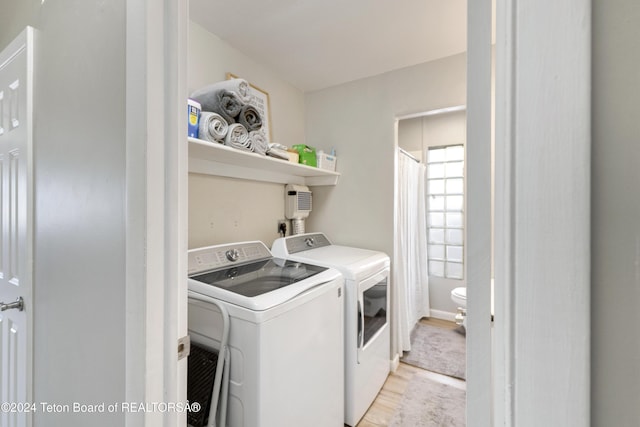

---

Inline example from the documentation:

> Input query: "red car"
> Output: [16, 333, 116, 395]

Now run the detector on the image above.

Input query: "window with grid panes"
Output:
[426, 145, 464, 279]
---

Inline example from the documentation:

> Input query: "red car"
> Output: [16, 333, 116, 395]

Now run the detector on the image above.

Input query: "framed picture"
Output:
[226, 73, 272, 142]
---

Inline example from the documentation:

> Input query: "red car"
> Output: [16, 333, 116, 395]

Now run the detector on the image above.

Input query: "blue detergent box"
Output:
[187, 99, 201, 138]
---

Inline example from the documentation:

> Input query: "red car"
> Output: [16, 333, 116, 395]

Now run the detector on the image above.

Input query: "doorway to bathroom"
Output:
[397, 107, 468, 325]
[387, 107, 468, 425]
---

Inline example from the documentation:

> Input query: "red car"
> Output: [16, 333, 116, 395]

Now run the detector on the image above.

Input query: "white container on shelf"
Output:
[317, 151, 337, 171]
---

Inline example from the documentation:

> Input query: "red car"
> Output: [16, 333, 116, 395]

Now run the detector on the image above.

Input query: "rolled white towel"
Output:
[198, 112, 229, 142]
[225, 123, 252, 152]
[249, 131, 269, 155]
[266, 143, 290, 160]
[266, 148, 289, 160]
[191, 78, 253, 105]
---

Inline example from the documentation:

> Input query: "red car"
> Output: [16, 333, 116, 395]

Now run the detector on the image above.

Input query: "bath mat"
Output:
[401, 323, 466, 380]
[388, 374, 466, 427]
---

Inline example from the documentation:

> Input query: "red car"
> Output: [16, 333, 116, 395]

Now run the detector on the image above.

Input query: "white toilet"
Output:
[451, 287, 467, 328]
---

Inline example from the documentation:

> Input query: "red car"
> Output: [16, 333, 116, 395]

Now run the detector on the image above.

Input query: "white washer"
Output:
[272, 233, 390, 426]
[188, 241, 344, 427]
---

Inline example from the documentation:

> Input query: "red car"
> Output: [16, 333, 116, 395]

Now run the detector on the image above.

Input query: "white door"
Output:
[0, 27, 34, 427]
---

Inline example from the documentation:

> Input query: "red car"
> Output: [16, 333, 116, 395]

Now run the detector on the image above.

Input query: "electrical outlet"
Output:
[277, 220, 287, 234]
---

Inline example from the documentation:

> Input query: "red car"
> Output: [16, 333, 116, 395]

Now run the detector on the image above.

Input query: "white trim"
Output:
[494, 0, 516, 424]
[428, 309, 457, 323]
[163, 1, 189, 425]
[494, 0, 591, 425]
[396, 105, 467, 121]
[391, 120, 401, 362]
[125, 1, 147, 422]
[25, 26, 34, 427]
[390, 354, 400, 372]
[125, 1, 187, 425]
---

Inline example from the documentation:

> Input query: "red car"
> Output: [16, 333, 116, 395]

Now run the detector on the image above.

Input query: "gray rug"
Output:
[388, 374, 466, 426]
[401, 323, 466, 380]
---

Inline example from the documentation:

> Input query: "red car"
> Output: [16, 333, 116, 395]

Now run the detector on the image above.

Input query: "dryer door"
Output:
[357, 268, 389, 362]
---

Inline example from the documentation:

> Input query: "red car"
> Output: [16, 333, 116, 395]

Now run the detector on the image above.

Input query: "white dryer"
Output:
[188, 240, 344, 427]
[272, 233, 390, 426]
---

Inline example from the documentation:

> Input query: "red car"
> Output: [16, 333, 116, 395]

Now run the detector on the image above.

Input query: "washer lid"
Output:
[188, 258, 340, 311]
[190, 258, 327, 297]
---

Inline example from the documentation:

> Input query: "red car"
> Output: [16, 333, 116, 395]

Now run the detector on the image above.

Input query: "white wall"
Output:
[188, 22, 307, 247]
[189, 174, 285, 248]
[397, 118, 423, 161]
[591, 0, 640, 424]
[35, 3, 127, 424]
[0, 2, 38, 49]
[1, 1, 127, 425]
[305, 53, 466, 259]
[397, 111, 467, 314]
[398, 113, 468, 159]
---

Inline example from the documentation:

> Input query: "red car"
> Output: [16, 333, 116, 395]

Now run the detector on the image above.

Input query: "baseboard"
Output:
[390, 353, 400, 372]
[429, 309, 457, 323]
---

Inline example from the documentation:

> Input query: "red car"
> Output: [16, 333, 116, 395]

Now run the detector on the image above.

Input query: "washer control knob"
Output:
[226, 268, 239, 279]
[226, 249, 240, 262]
[304, 237, 315, 247]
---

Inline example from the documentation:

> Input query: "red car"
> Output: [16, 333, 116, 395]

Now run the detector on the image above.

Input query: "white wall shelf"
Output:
[188, 137, 340, 186]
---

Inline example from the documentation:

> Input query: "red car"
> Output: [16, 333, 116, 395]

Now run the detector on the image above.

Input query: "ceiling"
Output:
[189, 0, 467, 92]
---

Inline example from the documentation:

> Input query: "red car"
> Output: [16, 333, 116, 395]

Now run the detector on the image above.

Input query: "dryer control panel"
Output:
[276, 232, 332, 254]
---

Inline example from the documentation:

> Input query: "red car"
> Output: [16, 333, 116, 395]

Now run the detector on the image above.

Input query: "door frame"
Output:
[124, 0, 188, 425]
[141, 0, 592, 424]
[489, 0, 591, 425]
[466, 0, 493, 424]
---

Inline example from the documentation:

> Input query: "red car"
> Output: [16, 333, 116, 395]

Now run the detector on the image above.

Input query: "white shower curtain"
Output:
[393, 149, 430, 357]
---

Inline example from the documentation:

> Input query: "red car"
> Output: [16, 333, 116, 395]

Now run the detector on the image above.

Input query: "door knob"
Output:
[0, 297, 24, 312]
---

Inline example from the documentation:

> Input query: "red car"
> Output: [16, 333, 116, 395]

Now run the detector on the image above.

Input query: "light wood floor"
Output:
[354, 318, 466, 427]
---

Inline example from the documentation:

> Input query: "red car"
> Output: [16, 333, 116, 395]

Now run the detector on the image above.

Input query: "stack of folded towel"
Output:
[191, 78, 267, 154]
[266, 143, 289, 160]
